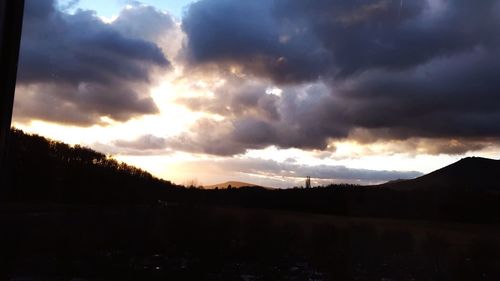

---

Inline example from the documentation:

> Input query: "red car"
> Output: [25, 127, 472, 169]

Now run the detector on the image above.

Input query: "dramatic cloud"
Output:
[183, 0, 499, 79]
[182, 0, 328, 83]
[173, 79, 348, 155]
[14, 0, 174, 125]
[335, 48, 500, 139]
[176, 0, 500, 155]
[340, 130, 496, 157]
[13, 0, 500, 181]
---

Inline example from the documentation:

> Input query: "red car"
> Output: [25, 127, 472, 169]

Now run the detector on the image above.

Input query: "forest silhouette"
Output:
[5, 129, 500, 224]
[2, 129, 500, 280]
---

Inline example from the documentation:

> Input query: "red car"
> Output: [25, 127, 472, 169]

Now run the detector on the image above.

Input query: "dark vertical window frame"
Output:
[0, 0, 25, 199]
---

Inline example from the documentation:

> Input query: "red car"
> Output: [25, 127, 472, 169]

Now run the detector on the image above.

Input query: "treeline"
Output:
[155, 186, 500, 224]
[5, 129, 180, 204]
[5, 129, 500, 224]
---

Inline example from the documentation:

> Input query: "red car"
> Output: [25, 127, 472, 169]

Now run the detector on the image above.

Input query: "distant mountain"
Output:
[204, 181, 266, 189]
[380, 157, 500, 191]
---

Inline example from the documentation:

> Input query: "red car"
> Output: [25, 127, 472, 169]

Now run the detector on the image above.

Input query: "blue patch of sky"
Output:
[58, 0, 195, 19]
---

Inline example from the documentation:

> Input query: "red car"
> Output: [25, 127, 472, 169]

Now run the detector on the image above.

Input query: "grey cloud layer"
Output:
[14, 0, 174, 125]
[184, 157, 423, 186]
[177, 0, 500, 155]
[182, 0, 328, 83]
[183, 0, 500, 79]
[91, 134, 173, 156]
[174, 80, 346, 155]
[113, 134, 168, 150]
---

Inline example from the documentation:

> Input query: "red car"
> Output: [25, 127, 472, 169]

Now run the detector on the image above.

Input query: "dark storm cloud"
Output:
[174, 52, 500, 155]
[14, 0, 173, 125]
[182, 0, 329, 83]
[337, 49, 500, 139]
[273, 0, 500, 75]
[183, 0, 500, 79]
[188, 52, 500, 154]
[176, 0, 500, 155]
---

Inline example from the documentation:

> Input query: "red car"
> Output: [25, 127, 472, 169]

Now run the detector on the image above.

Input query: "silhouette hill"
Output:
[380, 157, 500, 191]
[5, 129, 179, 204]
[204, 181, 266, 189]
[5, 129, 500, 223]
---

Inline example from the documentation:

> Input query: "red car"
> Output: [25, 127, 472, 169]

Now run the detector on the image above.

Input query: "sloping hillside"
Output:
[5, 129, 178, 204]
[204, 181, 265, 189]
[380, 157, 500, 191]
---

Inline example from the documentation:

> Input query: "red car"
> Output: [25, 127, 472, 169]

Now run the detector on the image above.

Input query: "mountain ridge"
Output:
[380, 156, 500, 191]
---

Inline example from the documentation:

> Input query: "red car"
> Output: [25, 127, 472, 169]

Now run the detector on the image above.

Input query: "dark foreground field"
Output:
[1, 204, 499, 281]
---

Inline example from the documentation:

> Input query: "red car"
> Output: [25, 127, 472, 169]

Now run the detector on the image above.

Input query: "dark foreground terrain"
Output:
[3, 130, 500, 280]
[1, 204, 500, 281]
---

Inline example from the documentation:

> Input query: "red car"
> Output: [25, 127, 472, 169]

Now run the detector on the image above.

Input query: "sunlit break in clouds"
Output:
[12, 0, 500, 188]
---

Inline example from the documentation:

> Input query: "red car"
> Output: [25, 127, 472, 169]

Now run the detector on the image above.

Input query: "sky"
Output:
[58, 0, 193, 19]
[12, 0, 500, 188]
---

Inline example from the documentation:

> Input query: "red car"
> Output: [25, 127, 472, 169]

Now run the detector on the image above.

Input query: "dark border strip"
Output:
[0, 0, 25, 199]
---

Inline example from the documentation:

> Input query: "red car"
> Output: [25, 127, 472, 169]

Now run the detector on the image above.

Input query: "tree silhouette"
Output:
[5, 128, 179, 204]
[5, 128, 500, 223]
